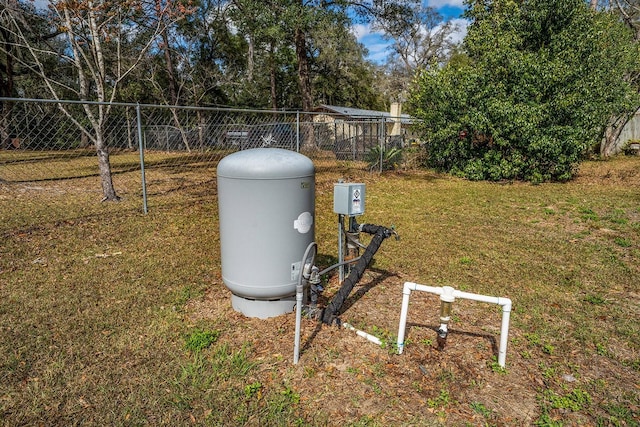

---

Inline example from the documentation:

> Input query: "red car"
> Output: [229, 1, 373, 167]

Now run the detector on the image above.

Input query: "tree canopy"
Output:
[410, 0, 640, 182]
[1, 0, 455, 111]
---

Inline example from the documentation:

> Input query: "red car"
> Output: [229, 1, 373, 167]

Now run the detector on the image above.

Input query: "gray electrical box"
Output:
[333, 183, 365, 216]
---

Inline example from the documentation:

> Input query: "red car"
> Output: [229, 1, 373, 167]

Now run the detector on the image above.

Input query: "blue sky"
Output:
[355, 0, 468, 64]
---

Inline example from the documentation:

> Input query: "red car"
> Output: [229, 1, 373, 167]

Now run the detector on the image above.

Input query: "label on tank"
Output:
[293, 211, 313, 234]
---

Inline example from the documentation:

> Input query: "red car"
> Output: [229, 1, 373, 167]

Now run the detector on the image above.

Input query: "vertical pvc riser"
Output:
[293, 284, 303, 364]
[396, 286, 412, 354]
[498, 303, 512, 367]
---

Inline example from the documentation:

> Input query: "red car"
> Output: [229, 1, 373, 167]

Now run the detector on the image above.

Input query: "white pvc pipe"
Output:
[293, 283, 303, 364]
[293, 242, 317, 365]
[343, 323, 382, 346]
[397, 282, 512, 368]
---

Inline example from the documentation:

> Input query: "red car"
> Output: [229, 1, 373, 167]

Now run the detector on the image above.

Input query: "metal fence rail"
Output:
[0, 98, 413, 232]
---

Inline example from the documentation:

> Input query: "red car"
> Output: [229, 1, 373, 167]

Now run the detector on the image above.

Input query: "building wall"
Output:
[617, 109, 640, 147]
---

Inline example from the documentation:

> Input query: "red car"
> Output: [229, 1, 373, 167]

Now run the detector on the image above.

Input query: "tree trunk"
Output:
[0, 101, 11, 150]
[160, 25, 191, 152]
[95, 131, 119, 201]
[294, 27, 317, 151]
[247, 35, 255, 82]
[1, 28, 14, 99]
[1, 26, 14, 149]
[295, 27, 313, 112]
[162, 26, 179, 106]
[269, 44, 278, 110]
[126, 107, 134, 150]
[197, 109, 205, 149]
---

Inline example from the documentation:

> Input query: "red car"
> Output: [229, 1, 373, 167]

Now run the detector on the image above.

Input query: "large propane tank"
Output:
[217, 148, 315, 318]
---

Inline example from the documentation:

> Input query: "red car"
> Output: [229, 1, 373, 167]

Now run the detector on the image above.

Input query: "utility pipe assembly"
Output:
[321, 224, 397, 325]
[293, 223, 396, 363]
[397, 282, 512, 368]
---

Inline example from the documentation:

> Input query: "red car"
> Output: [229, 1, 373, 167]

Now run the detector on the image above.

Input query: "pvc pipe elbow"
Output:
[499, 297, 512, 312]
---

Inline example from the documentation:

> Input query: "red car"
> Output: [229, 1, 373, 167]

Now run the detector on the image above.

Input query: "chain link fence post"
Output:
[136, 103, 148, 214]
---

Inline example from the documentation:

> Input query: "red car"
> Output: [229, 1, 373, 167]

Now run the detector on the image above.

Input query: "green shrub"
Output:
[366, 146, 403, 171]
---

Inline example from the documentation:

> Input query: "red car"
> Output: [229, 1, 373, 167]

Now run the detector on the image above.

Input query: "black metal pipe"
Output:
[321, 224, 395, 324]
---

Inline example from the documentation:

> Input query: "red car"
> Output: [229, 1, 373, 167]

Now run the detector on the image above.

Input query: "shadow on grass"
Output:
[337, 267, 399, 316]
[1, 200, 144, 239]
[404, 321, 499, 359]
[298, 267, 398, 358]
[0, 151, 223, 183]
[3, 148, 442, 185]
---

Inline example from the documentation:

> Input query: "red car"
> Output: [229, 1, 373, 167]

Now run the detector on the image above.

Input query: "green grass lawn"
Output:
[1, 154, 638, 425]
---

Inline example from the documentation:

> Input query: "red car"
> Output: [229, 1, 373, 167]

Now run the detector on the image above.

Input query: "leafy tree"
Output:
[592, 0, 640, 155]
[374, 3, 460, 102]
[615, 0, 640, 39]
[3, 0, 176, 200]
[410, 0, 639, 182]
[311, 14, 386, 109]
[224, 0, 419, 111]
[174, 0, 246, 107]
[228, 0, 299, 109]
[0, 0, 30, 148]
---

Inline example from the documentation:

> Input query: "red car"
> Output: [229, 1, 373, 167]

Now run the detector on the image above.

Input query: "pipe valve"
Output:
[437, 287, 455, 348]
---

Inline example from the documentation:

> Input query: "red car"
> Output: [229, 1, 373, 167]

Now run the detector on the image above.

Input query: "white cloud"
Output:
[446, 18, 469, 45]
[352, 23, 391, 63]
[352, 24, 373, 40]
[426, 0, 465, 8]
[365, 41, 393, 63]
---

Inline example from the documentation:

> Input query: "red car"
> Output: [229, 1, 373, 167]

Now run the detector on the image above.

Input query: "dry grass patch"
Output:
[1, 154, 638, 426]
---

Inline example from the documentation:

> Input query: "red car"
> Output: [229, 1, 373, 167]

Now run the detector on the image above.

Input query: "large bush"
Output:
[410, 0, 639, 182]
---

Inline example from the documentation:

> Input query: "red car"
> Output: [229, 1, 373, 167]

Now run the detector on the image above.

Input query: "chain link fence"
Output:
[0, 98, 418, 232]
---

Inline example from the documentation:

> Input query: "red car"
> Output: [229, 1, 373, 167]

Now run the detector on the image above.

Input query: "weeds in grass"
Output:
[540, 363, 557, 380]
[211, 343, 257, 379]
[370, 325, 399, 354]
[525, 333, 542, 347]
[427, 389, 451, 409]
[595, 342, 609, 357]
[184, 329, 220, 353]
[542, 343, 555, 355]
[534, 412, 564, 427]
[614, 237, 632, 247]
[459, 256, 473, 265]
[488, 357, 507, 374]
[470, 401, 493, 417]
[347, 415, 379, 427]
[244, 381, 262, 398]
[543, 388, 591, 412]
[583, 294, 606, 305]
[521, 350, 532, 359]
[578, 207, 599, 221]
